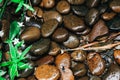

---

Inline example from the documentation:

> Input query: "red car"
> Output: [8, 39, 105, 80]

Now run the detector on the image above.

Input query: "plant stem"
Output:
[0, 0, 9, 20]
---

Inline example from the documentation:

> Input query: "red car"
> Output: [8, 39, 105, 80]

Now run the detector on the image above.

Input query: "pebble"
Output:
[102, 12, 116, 21]
[72, 5, 88, 16]
[1, 20, 10, 41]
[35, 55, 54, 66]
[75, 27, 91, 36]
[87, 52, 105, 75]
[27, 75, 36, 80]
[43, 11, 62, 23]
[90, 76, 101, 80]
[20, 27, 41, 43]
[71, 50, 86, 62]
[56, 0, 70, 14]
[103, 63, 120, 80]
[42, 0, 55, 9]
[25, 18, 42, 28]
[63, 34, 79, 48]
[55, 53, 70, 68]
[67, 0, 85, 5]
[88, 20, 109, 42]
[63, 14, 86, 32]
[41, 19, 58, 37]
[27, 7, 43, 18]
[35, 64, 60, 80]
[48, 41, 60, 56]
[109, 17, 120, 30]
[110, 0, 120, 13]
[78, 76, 89, 80]
[55, 53, 74, 80]
[114, 50, 120, 64]
[30, 38, 51, 56]
[31, 0, 41, 6]
[85, 8, 99, 25]
[72, 63, 87, 77]
[86, 0, 100, 8]
[52, 28, 69, 42]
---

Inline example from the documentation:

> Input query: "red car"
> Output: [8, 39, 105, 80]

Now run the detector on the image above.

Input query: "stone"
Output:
[35, 64, 60, 80]
[41, 19, 58, 37]
[87, 52, 105, 75]
[52, 28, 69, 42]
[56, 0, 70, 14]
[88, 20, 109, 42]
[64, 14, 86, 32]
[30, 38, 51, 56]
[20, 27, 41, 43]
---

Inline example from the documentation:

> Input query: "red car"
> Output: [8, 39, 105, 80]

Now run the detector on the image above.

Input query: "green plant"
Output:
[0, 0, 34, 19]
[0, 21, 32, 80]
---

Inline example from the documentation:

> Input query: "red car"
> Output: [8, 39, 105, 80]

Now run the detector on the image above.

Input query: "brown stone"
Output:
[114, 50, 120, 64]
[35, 64, 60, 80]
[20, 27, 41, 43]
[88, 20, 109, 42]
[87, 52, 105, 75]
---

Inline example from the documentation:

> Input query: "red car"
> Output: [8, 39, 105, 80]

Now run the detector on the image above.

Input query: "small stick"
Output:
[83, 42, 120, 51]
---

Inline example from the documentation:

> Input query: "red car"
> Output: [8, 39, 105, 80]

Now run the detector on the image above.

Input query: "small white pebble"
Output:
[13, 38, 20, 45]
[18, 22, 24, 27]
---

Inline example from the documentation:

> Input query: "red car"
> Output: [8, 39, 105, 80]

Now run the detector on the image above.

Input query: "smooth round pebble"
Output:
[87, 52, 105, 75]
[48, 41, 60, 56]
[114, 50, 120, 64]
[41, 19, 58, 37]
[52, 28, 69, 42]
[67, 0, 85, 5]
[71, 50, 86, 62]
[63, 34, 79, 48]
[30, 38, 51, 56]
[72, 63, 87, 77]
[20, 27, 41, 43]
[35, 64, 60, 80]
[56, 0, 70, 14]
[42, 0, 55, 9]
[43, 11, 62, 23]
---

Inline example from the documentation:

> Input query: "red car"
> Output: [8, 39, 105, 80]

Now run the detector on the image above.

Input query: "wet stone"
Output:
[27, 75, 36, 80]
[110, 0, 120, 13]
[72, 5, 88, 16]
[55, 53, 70, 69]
[103, 63, 120, 80]
[42, 0, 55, 9]
[90, 76, 101, 80]
[35, 55, 54, 66]
[78, 76, 89, 80]
[85, 8, 99, 25]
[30, 0, 41, 6]
[88, 20, 109, 42]
[114, 50, 120, 65]
[25, 18, 42, 28]
[56, 0, 70, 14]
[30, 38, 51, 56]
[72, 63, 87, 77]
[86, 0, 100, 8]
[102, 12, 116, 21]
[43, 11, 62, 23]
[41, 19, 58, 37]
[67, 0, 85, 5]
[52, 28, 69, 42]
[63, 14, 86, 32]
[20, 27, 41, 43]
[71, 50, 86, 62]
[48, 41, 60, 56]
[109, 17, 120, 31]
[75, 27, 91, 36]
[87, 52, 105, 76]
[63, 34, 79, 48]
[35, 64, 60, 80]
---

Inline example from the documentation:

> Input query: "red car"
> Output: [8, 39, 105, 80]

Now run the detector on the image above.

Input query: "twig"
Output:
[83, 42, 120, 51]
